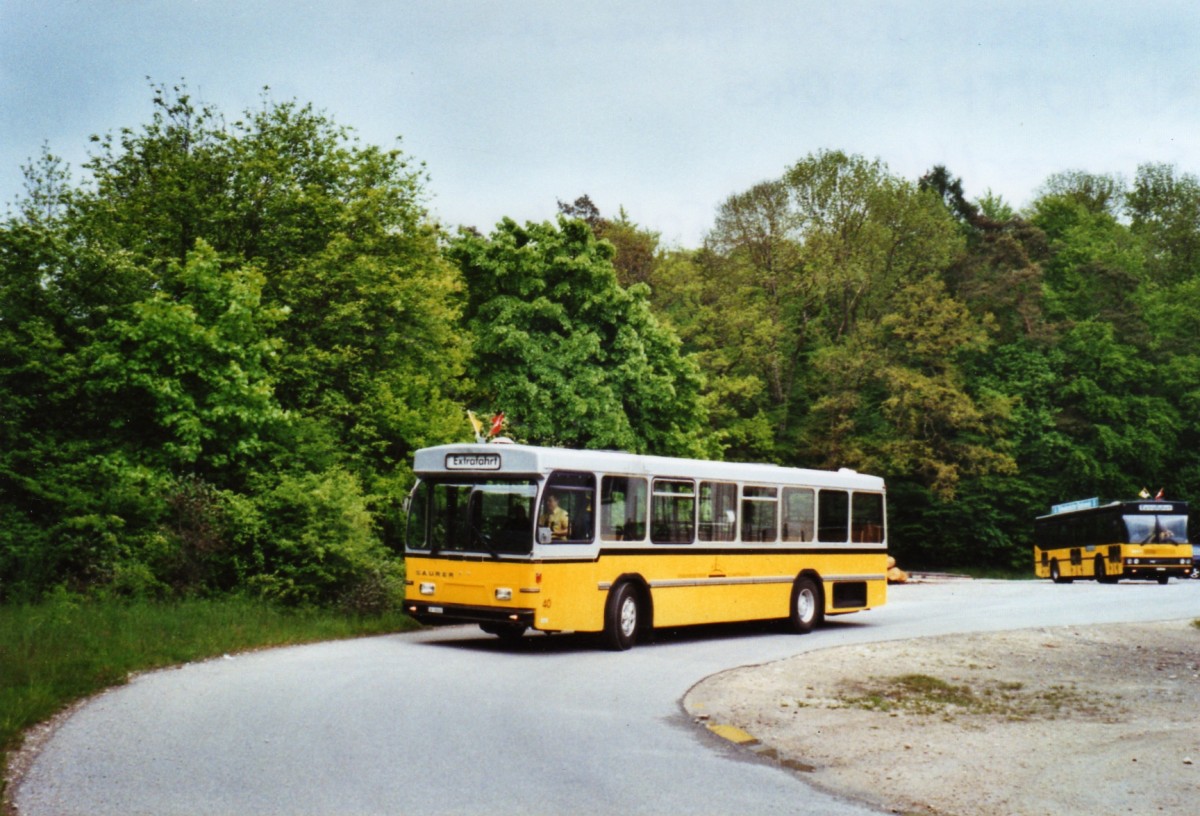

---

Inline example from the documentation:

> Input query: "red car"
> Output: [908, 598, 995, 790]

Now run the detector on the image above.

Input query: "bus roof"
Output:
[413, 442, 886, 492]
[1035, 499, 1189, 521]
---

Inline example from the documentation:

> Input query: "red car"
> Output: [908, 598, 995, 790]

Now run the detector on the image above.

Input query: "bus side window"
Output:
[652, 479, 695, 544]
[817, 489, 849, 543]
[540, 472, 595, 543]
[782, 487, 814, 542]
[852, 492, 884, 543]
[601, 476, 647, 541]
[741, 486, 778, 543]
[699, 481, 737, 542]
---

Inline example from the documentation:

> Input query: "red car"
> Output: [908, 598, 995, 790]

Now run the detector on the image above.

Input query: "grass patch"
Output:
[836, 673, 1097, 722]
[1, 592, 417, 800]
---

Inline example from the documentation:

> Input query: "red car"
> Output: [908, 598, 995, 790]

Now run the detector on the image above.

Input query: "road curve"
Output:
[13, 579, 1200, 815]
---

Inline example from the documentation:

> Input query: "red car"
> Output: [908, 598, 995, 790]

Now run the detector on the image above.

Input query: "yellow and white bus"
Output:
[1034, 499, 1192, 584]
[403, 442, 888, 649]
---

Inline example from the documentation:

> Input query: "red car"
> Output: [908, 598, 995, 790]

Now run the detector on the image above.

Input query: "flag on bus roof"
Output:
[1139, 487, 1151, 499]
[489, 412, 505, 437]
[468, 410, 484, 442]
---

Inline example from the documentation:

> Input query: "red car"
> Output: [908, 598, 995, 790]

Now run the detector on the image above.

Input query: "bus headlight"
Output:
[495, 587, 513, 601]
[420, 582, 436, 595]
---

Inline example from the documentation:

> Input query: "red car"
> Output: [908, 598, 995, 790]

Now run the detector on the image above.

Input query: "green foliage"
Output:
[243, 467, 401, 608]
[86, 242, 286, 476]
[1, 83, 462, 602]
[450, 216, 714, 457]
[4, 78, 1200, 589]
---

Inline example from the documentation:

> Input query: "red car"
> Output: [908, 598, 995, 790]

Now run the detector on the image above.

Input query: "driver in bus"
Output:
[541, 493, 570, 540]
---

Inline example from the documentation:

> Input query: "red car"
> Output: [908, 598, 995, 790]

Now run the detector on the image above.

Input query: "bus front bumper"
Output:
[404, 600, 536, 628]
[1122, 563, 1190, 580]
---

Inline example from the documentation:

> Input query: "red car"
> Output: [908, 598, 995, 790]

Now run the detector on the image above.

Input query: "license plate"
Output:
[429, 606, 443, 614]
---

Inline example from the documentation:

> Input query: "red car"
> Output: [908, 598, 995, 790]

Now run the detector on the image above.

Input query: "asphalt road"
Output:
[14, 579, 1200, 815]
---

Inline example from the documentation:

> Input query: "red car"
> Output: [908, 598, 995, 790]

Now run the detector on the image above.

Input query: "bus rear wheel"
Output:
[788, 576, 824, 634]
[604, 583, 641, 651]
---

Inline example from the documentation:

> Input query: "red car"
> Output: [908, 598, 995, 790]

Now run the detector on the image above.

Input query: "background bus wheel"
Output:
[1095, 556, 1116, 584]
[604, 583, 640, 651]
[1049, 561, 1072, 584]
[788, 576, 823, 634]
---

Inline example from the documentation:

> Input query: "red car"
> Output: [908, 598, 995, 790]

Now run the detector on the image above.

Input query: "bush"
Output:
[240, 467, 401, 608]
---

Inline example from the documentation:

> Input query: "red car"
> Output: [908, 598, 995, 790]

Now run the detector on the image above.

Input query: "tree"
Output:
[1, 83, 464, 599]
[921, 166, 1050, 343]
[450, 216, 714, 457]
[680, 152, 965, 463]
[1036, 170, 1125, 217]
[1127, 163, 1200, 287]
[557, 195, 661, 287]
[802, 275, 1015, 500]
[78, 87, 467, 496]
[1030, 186, 1146, 337]
[85, 242, 285, 479]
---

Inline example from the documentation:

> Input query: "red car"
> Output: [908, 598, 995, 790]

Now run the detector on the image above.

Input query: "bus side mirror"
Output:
[403, 481, 421, 516]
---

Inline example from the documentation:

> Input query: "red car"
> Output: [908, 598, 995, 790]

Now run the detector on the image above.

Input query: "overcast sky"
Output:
[2, 1, 1198, 246]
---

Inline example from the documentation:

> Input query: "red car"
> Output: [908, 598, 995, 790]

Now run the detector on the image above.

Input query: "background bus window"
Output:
[782, 487, 815, 542]
[1124, 514, 1189, 544]
[741, 486, 778, 542]
[818, 489, 849, 543]
[852, 492, 884, 543]
[601, 476, 647, 541]
[652, 479, 695, 544]
[698, 481, 737, 541]
[538, 472, 595, 543]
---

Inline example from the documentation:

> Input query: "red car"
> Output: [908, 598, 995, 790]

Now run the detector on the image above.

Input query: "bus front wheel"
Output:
[604, 583, 641, 651]
[481, 622, 527, 642]
[1050, 560, 1072, 584]
[788, 576, 824, 634]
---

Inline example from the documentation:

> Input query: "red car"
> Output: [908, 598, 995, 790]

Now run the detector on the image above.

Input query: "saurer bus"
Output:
[404, 442, 888, 649]
[1034, 498, 1192, 584]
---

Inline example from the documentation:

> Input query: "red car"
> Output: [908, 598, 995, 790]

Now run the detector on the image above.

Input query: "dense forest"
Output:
[3, 87, 1198, 605]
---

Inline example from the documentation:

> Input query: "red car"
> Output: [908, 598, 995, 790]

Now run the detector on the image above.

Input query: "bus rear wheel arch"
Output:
[788, 575, 824, 634]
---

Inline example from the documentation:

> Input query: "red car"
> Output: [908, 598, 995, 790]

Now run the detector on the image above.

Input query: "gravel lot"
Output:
[686, 618, 1200, 816]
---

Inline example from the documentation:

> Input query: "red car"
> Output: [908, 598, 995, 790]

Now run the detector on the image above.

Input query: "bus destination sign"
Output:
[446, 453, 502, 470]
[1051, 497, 1099, 515]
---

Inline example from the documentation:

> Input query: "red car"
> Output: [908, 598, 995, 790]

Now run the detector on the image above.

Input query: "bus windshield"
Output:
[408, 478, 538, 555]
[1123, 514, 1189, 545]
